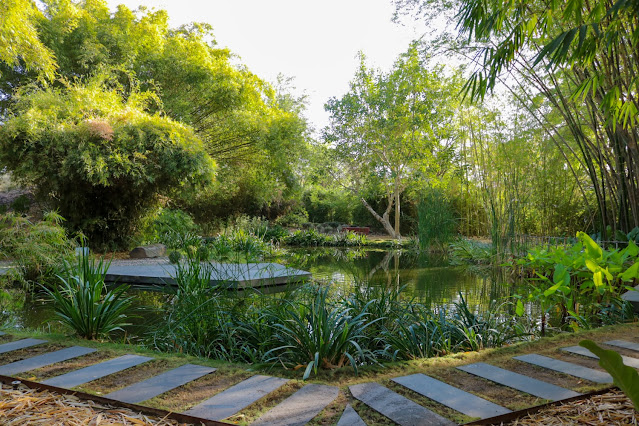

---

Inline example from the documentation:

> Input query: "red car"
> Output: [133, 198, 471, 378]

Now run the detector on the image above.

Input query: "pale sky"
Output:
[104, 0, 423, 133]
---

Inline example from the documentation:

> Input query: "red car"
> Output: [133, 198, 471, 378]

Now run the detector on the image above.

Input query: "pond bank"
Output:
[0, 322, 636, 425]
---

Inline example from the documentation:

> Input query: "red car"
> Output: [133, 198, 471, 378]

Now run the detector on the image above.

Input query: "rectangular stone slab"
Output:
[337, 404, 366, 426]
[184, 375, 288, 421]
[514, 354, 612, 384]
[41, 354, 152, 388]
[106, 364, 216, 404]
[457, 363, 580, 401]
[561, 345, 639, 368]
[605, 340, 639, 352]
[350, 382, 455, 426]
[393, 373, 511, 419]
[0, 346, 96, 376]
[0, 338, 47, 354]
[0, 331, 4, 336]
[253, 384, 339, 426]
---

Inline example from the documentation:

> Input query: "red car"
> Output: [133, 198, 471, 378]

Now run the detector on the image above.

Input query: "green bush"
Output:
[0, 212, 74, 286]
[44, 250, 133, 340]
[150, 280, 531, 378]
[0, 74, 215, 250]
[140, 208, 201, 249]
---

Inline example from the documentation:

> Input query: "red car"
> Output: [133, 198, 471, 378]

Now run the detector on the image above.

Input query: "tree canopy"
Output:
[0, 74, 214, 248]
[324, 46, 462, 237]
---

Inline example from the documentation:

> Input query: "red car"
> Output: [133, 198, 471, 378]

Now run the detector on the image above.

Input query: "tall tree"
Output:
[396, 0, 639, 234]
[324, 46, 462, 238]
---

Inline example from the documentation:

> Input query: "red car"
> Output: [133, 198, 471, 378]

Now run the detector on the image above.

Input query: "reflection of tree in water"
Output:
[283, 248, 518, 311]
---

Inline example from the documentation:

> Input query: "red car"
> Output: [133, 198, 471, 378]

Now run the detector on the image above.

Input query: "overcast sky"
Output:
[104, 0, 423, 133]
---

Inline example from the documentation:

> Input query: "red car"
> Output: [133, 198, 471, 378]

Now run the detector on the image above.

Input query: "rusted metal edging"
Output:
[0, 374, 230, 426]
[462, 386, 617, 425]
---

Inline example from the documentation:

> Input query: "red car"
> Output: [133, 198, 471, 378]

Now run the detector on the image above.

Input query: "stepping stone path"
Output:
[0, 346, 96, 376]
[253, 383, 339, 426]
[185, 374, 288, 421]
[107, 363, 216, 404]
[337, 404, 366, 426]
[393, 373, 512, 419]
[41, 354, 152, 388]
[6, 336, 622, 425]
[457, 363, 581, 401]
[0, 338, 46, 354]
[514, 354, 612, 384]
[561, 345, 639, 368]
[605, 340, 639, 352]
[350, 382, 455, 426]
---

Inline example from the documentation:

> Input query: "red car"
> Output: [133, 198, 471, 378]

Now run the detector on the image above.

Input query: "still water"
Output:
[0, 248, 518, 337]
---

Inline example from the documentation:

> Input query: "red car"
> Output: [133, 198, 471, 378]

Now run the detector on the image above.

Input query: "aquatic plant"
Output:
[45, 249, 132, 340]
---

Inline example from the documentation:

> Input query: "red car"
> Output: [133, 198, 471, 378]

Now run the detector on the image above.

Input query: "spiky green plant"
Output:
[44, 250, 132, 340]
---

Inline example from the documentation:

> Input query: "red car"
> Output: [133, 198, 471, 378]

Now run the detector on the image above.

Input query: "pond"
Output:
[0, 248, 520, 339]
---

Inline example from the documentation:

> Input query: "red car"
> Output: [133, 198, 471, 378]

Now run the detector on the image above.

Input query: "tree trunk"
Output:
[360, 197, 397, 238]
[394, 177, 401, 238]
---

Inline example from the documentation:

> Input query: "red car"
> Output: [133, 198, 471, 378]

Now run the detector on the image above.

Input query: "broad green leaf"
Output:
[577, 231, 603, 260]
[621, 262, 639, 282]
[625, 241, 639, 257]
[515, 299, 524, 316]
[580, 340, 639, 411]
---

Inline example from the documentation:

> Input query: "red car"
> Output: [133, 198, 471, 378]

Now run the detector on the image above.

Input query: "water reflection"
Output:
[0, 248, 520, 338]
[283, 248, 517, 310]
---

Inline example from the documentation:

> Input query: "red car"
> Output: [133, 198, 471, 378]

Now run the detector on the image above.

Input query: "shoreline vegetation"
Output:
[0, 323, 637, 424]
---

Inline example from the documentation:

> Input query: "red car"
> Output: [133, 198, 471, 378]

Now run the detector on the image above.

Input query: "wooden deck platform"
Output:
[104, 261, 311, 289]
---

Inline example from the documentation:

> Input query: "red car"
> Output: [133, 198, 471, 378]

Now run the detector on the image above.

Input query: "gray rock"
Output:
[457, 363, 581, 401]
[605, 340, 639, 353]
[393, 373, 511, 419]
[42, 354, 152, 388]
[183, 374, 287, 421]
[514, 354, 612, 384]
[0, 346, 96, 376]
[562, 345, 639, 368]
[107, 363, 216, 404]
[129, 244, 167, 259]
[0, 338, 46, 354]
[253, 384, 339, 426]
[350, 382, 454, 426]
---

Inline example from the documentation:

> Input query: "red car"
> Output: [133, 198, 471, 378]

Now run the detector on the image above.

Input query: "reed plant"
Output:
[44, 249, 132, 340]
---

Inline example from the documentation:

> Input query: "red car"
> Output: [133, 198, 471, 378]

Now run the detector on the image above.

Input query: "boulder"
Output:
[129, 244, 167, 259]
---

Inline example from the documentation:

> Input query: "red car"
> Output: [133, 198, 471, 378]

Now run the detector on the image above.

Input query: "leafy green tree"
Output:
[324, 46, 462, 238]
[0, 0, 310, 233]
[0, 74, 214, 249]
[396, 0, 639, 234]
[0, 0, 56, 80]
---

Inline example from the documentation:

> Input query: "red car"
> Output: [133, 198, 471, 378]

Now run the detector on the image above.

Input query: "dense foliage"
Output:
[0, 212, 74, 286]
[0, 76, 214, 249]
[151, 258, 531, 378]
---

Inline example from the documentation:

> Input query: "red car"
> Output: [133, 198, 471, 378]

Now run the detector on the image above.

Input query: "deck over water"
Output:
[104, 260, 311, 288]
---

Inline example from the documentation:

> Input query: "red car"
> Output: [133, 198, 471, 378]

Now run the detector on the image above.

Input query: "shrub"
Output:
[140, 208, 201, 249]
[44, 250, 132, 339]
[0, 212, 74, 286]
[0, 74, 215, 250]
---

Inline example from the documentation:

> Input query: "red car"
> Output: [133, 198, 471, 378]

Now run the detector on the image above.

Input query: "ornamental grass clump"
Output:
[44, 249, 132, 340]
[265, 286, 378, 379]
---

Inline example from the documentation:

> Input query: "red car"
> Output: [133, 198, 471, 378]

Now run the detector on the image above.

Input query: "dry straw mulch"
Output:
[505, 390, 637, 425]
[0, 384, 191, 425]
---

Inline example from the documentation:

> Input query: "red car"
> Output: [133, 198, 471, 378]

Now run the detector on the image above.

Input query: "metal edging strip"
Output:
[462, 386, 617, 425]
[0, 374, 231, 426]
